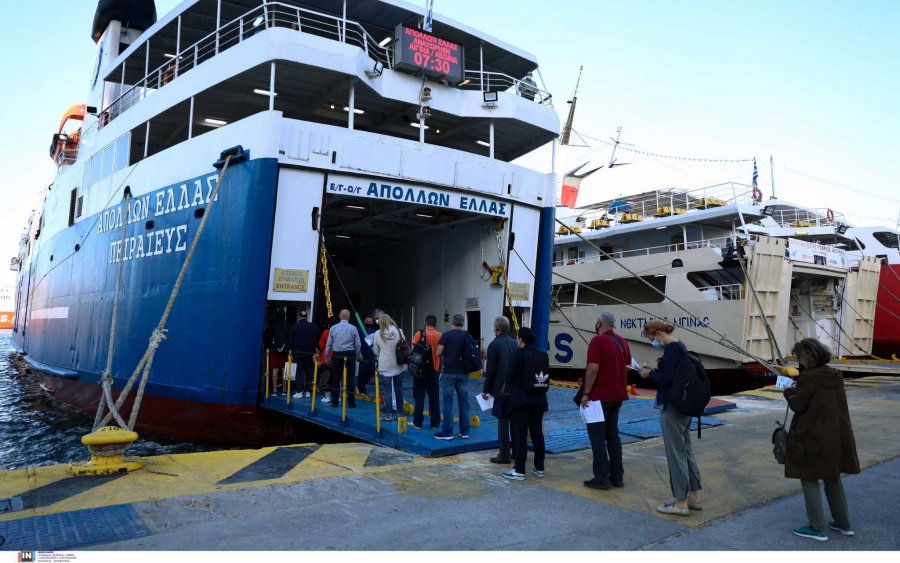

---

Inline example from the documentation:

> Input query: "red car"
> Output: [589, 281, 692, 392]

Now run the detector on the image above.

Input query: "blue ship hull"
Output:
[12, 157, 301, 444]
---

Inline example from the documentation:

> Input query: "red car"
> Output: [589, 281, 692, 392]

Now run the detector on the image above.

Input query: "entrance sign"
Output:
[273, 268, 309, 293]
[327, 174, 510, 218]
[508, 282, 530, 301]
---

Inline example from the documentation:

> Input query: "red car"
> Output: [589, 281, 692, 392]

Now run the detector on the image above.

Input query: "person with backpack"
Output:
[502, 327, 548, 480]
[482, 316, 518, 464]
[434, 314, 480, 440]
[638, 320, 702, 516]
[372, 313, 407, 422]
[783, 338, 859, 542]
[580, 312, 631, 490]
[410, 315, 442, 430]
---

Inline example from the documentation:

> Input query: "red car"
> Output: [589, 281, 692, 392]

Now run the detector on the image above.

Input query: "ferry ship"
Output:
[10, 0, 559, 444]
[548, 184, 882, 377]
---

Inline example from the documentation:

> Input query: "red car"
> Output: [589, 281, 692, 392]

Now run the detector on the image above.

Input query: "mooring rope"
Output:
[96, 155, 234, 430]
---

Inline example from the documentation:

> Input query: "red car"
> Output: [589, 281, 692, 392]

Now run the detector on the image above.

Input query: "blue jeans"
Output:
[440, 372, 470, 436]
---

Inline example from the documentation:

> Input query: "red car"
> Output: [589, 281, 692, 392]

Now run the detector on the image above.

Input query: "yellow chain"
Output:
[320, 243, 333, 319]
[495, 229, 519, 332]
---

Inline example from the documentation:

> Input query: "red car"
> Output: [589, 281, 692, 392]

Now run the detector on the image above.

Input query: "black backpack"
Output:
[667, 347, 712, 437]
[521, 349, 551, 394]
[408, 329, 433, 377]
[461, 333, 483, 373]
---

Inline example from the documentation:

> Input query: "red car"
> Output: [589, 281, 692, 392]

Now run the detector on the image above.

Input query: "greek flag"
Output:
[752, 158, 758, 190]
[424, 0, 434, 32]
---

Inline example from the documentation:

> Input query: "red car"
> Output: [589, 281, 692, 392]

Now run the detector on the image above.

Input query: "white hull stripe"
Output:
[31, 307, 70, 320]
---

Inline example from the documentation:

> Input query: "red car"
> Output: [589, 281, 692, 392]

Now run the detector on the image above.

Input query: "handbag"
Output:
[395, 329, 411, 365]
[772, 400, 791, 464]
[461, 334, 483, 373]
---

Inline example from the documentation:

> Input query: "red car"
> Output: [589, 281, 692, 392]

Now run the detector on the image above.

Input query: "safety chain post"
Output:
[265, 347, 270, 397]
[310, 360, 319, 414]
[286, 351, 292, 405]
[495, 228, 519, 332]
[320, 242, 334, 319]
[341, 362, 348, 425]
[375, 368, 381, 436]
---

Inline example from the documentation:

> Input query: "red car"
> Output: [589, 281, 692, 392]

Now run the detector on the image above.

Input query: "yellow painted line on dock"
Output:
[0, 443, 441, 523]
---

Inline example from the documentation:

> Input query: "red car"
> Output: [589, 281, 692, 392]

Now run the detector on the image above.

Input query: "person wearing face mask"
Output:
[637, 320, 702, 516]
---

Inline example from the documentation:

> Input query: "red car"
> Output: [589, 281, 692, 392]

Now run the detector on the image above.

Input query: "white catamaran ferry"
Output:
[548, 183, 881, 377]
[10, 0, 560, 444]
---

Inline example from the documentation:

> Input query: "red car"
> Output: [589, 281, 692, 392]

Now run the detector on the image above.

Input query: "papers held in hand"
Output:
[775, 375, 795, 389]
[579, 400, 605, 424]
[476, 394, 494, 412]
[629, 358, 641, 371]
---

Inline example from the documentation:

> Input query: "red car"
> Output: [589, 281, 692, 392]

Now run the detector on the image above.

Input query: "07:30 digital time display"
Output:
[393, 24, 464, 84]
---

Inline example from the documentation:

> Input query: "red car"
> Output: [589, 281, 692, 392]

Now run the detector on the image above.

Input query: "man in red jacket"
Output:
[581, 311, 631, 489]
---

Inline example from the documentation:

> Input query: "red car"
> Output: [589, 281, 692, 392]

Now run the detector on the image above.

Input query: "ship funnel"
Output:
[92, 0, 157, 42]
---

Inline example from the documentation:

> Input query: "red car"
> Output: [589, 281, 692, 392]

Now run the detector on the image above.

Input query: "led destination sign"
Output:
[393, 24, 464, 83]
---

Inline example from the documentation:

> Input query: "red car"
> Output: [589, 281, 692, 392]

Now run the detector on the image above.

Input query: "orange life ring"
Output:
[752, 186, 763, 203]
[827, 208, 835, 223]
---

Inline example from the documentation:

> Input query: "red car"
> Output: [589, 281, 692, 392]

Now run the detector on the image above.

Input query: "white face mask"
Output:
[375, 318, 380, 326]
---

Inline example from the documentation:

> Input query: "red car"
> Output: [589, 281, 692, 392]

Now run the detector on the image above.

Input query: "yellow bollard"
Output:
[375, 368, 381, 434]
[69, 426, 143, 476]
[286, 351, 292, 405]
[342, 361, 348, 423]
[265, 347, 270, 398]
[311, 359, 319, 414]
[397, 417, 408, 433]
[470, 415, 481, 428]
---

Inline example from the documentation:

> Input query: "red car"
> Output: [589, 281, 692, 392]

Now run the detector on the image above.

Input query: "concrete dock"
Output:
[1, 376, 898, 551]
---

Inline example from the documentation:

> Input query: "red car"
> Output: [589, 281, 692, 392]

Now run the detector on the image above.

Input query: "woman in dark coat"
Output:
[784, 338, 860, 542]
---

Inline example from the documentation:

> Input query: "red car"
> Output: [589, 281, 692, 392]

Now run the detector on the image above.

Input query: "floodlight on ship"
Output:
[366, 60, 384, 78]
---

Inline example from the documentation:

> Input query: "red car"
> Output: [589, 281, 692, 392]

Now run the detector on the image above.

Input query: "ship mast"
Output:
[560, 65, 583, 146]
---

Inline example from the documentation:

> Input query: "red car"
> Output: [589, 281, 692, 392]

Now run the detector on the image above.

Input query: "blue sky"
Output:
[1, 0, 898, 288]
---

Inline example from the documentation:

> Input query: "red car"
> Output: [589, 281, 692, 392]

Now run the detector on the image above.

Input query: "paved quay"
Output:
[1, 376, 898, 551]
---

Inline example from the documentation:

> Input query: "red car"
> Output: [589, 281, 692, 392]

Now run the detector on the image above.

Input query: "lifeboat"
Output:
[49, 104, 86, 165]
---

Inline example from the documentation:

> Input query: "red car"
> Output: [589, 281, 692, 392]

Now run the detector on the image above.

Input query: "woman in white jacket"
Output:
[373, 313, 407, 421]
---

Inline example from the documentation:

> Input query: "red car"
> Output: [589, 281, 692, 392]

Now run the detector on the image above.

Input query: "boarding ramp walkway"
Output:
[259, 375, 735, 457]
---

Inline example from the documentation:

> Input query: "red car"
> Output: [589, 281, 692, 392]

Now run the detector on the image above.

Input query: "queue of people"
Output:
[266, 307, 860, 543]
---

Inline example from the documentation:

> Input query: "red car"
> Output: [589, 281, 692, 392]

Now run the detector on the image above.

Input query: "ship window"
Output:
[101, 143, 115, 178]
[130, 122, 148, 163]
[872, 231, 900, 249]
[115, 134, 130, 170]
[575, 276, 667, 305]
[91, 154, 102, 187]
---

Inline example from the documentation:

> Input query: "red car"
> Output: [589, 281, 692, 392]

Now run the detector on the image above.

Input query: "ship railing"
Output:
[100, 2, 395, 129]
[54, 148, 79, 166]
[461, 70, 553, 106]
[698, 283, 745, 301]
[554, 235, 739, 266]
[769, 207, 844, 228]
[562, 183, 760, 230]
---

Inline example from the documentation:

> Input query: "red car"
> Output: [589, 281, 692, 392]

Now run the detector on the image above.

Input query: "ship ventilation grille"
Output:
[76, 195, 84, 219]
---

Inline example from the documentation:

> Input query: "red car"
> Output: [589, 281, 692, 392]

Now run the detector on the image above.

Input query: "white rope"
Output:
[97, 155, 234, 430]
